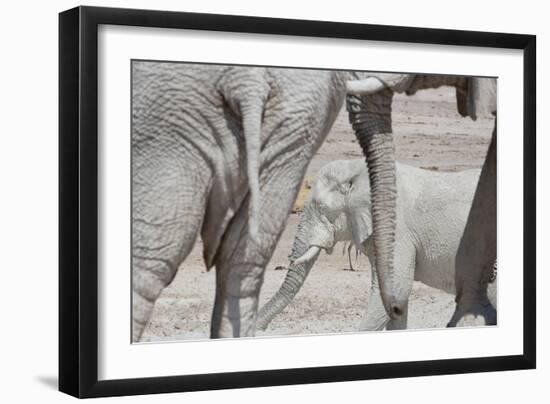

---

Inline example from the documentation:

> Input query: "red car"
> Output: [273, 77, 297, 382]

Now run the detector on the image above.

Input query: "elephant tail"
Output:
[218, 68, 270, 244]
[241, 99, 265, 243]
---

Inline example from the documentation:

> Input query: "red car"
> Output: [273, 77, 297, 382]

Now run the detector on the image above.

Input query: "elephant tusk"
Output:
[346, 77, 386, 95]
[292, 246, 321, 265]
[347, 73, 414, 95]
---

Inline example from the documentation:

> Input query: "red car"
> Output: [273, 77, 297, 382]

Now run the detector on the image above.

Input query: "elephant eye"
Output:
[339, 181, 353, 194]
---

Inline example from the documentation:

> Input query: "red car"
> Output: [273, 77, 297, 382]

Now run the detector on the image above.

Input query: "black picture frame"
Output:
[59, 5, 536, 398]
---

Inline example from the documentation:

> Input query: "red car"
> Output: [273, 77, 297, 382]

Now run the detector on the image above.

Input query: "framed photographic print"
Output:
[59, 5, 536, 398]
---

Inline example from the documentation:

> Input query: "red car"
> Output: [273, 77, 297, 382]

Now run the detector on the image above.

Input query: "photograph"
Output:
[131, 61, 497, 343]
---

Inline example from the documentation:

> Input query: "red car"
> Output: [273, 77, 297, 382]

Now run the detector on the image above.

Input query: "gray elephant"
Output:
[345, 74, 497, 327]
[132, 62, 386, 341]
[257, 160, 484, 331]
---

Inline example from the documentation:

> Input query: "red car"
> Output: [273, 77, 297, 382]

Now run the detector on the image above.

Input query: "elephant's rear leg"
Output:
[210, 163, 308, 338]
[448, 127, 496, 327]
[132, 150, 211, 341]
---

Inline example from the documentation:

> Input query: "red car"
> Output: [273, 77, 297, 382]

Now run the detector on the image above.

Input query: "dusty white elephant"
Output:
[257, 160, 485, 331]
[345, 74, 497, 327]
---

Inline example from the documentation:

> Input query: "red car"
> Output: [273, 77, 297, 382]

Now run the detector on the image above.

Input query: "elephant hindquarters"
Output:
[132, 148, 212, 342]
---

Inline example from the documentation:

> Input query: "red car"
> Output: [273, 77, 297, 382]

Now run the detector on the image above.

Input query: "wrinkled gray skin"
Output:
[345, 74, 497, 326]
[257, 160, 484, 331]
[132, 62, 379, 341]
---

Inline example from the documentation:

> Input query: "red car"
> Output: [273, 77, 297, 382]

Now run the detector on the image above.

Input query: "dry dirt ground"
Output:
[141, 86, 494, 342]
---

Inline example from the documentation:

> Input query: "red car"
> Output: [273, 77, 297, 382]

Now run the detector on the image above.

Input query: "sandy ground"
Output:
[141, 86, 494, 342]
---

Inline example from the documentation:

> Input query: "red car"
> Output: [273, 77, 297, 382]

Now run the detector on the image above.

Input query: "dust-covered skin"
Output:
[132, 62, 355, 340]
[256, 160, 480, 331]
[141, 87, 493, 341]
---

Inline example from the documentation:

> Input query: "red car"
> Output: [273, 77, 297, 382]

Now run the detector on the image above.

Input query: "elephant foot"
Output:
[211, 294, 259, 338]
[359, 313, 389, 331]
[132, 291, 155, 342]
[447, 302, 497, 327]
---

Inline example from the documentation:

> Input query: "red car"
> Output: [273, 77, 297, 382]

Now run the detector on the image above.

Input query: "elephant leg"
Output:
[448, 126, 497, 327]
[132, 149, 212, 341]
[361, 236, 415, 331]
[347, 243, 355, 271]
[210, 160, 308, 338]
[360, 268, 391, 331]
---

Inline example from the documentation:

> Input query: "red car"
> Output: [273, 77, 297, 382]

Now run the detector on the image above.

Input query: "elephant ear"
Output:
[345, 173, 373, 251]
[456, 77, 497, 120]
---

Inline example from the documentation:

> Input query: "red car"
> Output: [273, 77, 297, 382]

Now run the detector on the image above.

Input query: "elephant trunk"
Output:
[346, 89, 403, 319]
[256, 212, 318, 330]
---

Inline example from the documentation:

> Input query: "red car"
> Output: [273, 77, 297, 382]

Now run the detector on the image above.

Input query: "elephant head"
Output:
[257, 160, 372, 330]
[345, 72, 497, 320]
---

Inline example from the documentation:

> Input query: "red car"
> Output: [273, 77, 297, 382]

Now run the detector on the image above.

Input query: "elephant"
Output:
[345, 73, 497, 327]
[257, 159, 486, 331]
[132, 62, 388, 341]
